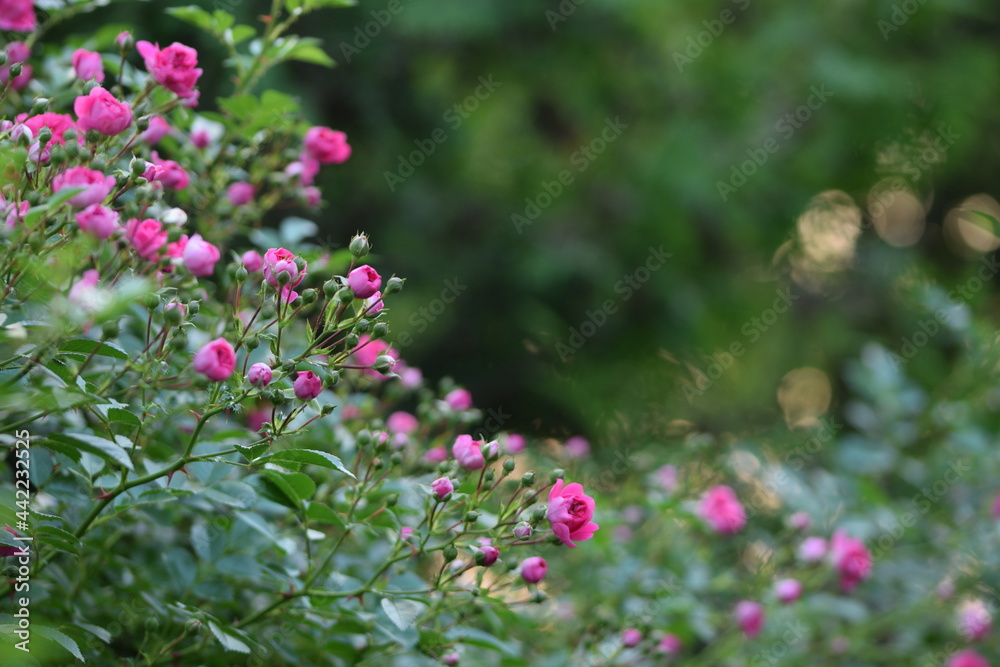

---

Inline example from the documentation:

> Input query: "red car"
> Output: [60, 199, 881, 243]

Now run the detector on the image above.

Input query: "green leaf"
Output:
[235, 442, 269, 461]
[446, 626, 518, 656]
[74, 622, 111, 644]
[57, 339, 129, 360]
[211, 9, 235, 31]
[35, 626, 84, 662]
[380, 598, 424, 631]
[305, 501, 346, 527]
[258, 469, 315, 507]
[208, 621, 251, 653]
[284, 39, 335, 67]
[36, 525, 82, 556]
[229, 25, 256, 45]
[107, 407, 141, 427]
[46, 433, 133, 471]
[262, 449, 354, 478]
[166, 5, 215, 31]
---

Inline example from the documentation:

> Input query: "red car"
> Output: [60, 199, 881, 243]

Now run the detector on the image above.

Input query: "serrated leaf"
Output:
[166, 5, 215, 31]
[47, 433, 133, 471]
[259, 469, 315, 507]
[208, 621, 251, 653]
[381, 598, 424, 631]
[305, 501, 345, 527]
[58, 338, 129, 360]
[36, 626, 84, 662]
[108, 407, 141, 426]
[284, 39, 335, 67]
[263, 449, 354, 478]
[74, 622, 111, 644]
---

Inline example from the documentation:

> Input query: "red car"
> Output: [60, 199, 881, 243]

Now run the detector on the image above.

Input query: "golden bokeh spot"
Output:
[867, 178, 925, 247]
[944, 194, 1000, 255]
[777, 367, 832, 429]
[790, 190, 862, 288]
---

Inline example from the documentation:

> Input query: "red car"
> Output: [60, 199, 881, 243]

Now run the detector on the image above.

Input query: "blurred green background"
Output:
[67, 0, 1000, 445]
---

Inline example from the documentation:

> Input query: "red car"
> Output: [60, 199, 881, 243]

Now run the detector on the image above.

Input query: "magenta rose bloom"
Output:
[734, 600, 765, 639]
[828, 530, 872, 592]
[74, 87, 133, 136]
[0, 0, 36, 32]
[182, 234, 220, 277]
[136, 41, 202, 101]
[656, 634, 682, 656]
[958, 599, 991, 641]
[262, 247, 304, 289]
[798, 536, 827, 562]
[347, 264, 381, 299]
[227, 182, 255, 207]
[75, 205, 119, 239]
[503, 433, 526, 454]
[478, 545, 499, 567]
[0, 41, 32, 90]
[698, 485, 746, 535]
[387, 411, 419, 435]
[71, 49, 104, 82]
[247, 363, 272, 387]
[622, 629, 642, 648]
[293, 370, 323, 400]
[444, 388, 472, 411]
[948, 651, 989, 667]
[547, 479, 599, 547]
[53, 166, 116, 208]
[430, 477, 453, 500]
[452, 434, 485, 470]
[303, 126, 351, 164]
[141, 115, 171, 144]
[241, 250, 263, 273]
[125, 218, 168, 260]
[144, 151, 190, 190]
[193, 338, 236, 381]
[774, 578, 802, 604]
[520, 556, 547, 584]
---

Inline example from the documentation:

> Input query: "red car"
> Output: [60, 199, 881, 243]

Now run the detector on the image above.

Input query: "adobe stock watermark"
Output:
[384, 75, 502, 192]
[337, 0, 415, 63]
[682, 287, 798, 403]
[586, 577, 683, 665]
[511, 116, 628, 233]
[555, 245, 671, 362]
[717, 85, 834, 202]
[671, 0, 751, 73]
[394, 278, 468, 350]
[546, 0, 587, 31]
[877, 0, 929, 40]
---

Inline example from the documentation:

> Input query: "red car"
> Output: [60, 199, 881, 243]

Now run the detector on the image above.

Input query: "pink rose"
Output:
[53, 166, 116, 208]
[948, 651, 990, 667]
[774, 578, 802, 604]
[116, 31, 132, 50]
[75, 204, 119, 239]
[798, 536, 827, 562]
[698, 485, 746, 535]
[284, 154, 320, 186]
[141, 116, 171, 144]
[0, 193, 28, 229]
[399, 365, 423, 388]
[71, 49, 104, 82]
[0, 41, 31, 90]
[478, 545, 499, 567]
[125, 218, 168, 260]
[182, 234, 220, 277]
[829, 530, 872, 592]
[136, 41, 202, 101]
[788, 511, 811, 531]
[503, 433, 526, 454]
[563, 436, 590, 459]
[656, 634, 682, 656]
[241, 250, 263, 272]
[0, 0, 36, 32]
[293, 370, 323, 400]
[513, 523, 532, 539]
[303, 186, 321, 207]
[425, 446, 448, 463]
[247, 363, 272, 387]
[547, 479, 599, 547]
[192, 338, 236, 382]
[23, 111, 75, 145]
[74, 86, 133, 136]
[262, 247, 304, 289]
[444, 388, 472, 411]
[191, 128, 211, 149]
[452, 434, 484, 470]
[144, 151, 189, 190]
[622, 629, 642, 648]
[247, 405, 270, 432]
[349, 334, 397, 380]
[387, 411, 418, 435]
[68, 269, 101, 311]
[347, 264, 381, 299]
[442, 652, 459, 667]
[430, 477, 453, 500]
[959, 599, 992, 641]
[520, 556, 547, 584]
[226, 182, 255, 207]
[303, 126, 351, 164]
[734, 600, 765, 639]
